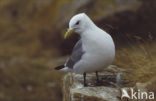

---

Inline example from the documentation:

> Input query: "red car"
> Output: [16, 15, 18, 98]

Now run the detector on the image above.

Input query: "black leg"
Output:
[83, 72, 87, 87]
[96, 71, 99, 83]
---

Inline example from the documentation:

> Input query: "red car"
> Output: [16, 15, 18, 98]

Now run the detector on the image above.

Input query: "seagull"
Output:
[55, 13, 115, 86]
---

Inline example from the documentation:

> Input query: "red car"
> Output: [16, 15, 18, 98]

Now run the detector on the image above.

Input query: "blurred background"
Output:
[0, 0, 156, 101]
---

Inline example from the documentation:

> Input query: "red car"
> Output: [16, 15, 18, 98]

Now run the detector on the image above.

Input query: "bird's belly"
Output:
[73, 50, 114, 74]
[73, 35, 115, 74]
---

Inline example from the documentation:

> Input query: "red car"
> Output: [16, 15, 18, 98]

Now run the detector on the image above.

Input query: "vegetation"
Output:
[115, 38, 156, 94]
[0, 0, 155, 101]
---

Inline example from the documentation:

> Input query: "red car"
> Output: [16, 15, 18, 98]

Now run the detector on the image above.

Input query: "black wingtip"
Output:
[54, 65, 65, 70]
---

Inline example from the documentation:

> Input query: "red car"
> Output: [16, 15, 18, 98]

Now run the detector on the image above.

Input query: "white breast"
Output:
[73, 28, 115, 74]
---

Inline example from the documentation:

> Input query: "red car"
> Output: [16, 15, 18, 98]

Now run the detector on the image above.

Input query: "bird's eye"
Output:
[75, 20, 80, 25]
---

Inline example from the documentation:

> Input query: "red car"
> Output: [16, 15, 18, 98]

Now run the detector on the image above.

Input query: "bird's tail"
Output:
[54, 65, 65, 70]
[54, 65, 73, 72]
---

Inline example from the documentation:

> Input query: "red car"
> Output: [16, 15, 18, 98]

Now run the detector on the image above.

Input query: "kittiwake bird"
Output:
[55, 13, 115, 86]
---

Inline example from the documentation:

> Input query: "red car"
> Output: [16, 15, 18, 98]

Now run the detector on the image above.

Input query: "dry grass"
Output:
[114, 40, 156, 88]
[0, 0, 155, 101]
[0, 36, 155, 101]
[0, 41, 155, 101]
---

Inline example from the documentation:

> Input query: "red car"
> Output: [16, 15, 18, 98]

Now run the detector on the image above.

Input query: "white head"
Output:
[64, 13, 95, 39]
[69, 13, 94, 33]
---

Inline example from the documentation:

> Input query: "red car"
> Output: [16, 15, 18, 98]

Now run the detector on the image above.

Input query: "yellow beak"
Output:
[64, 29, 74, 39]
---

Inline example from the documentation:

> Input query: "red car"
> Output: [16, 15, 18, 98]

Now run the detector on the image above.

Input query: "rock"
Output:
[63, 74, 120, 101]
[62, 65, 129, 101]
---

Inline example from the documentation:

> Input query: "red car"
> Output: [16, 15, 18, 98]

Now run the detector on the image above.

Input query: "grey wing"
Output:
[65, 40, 85, 68]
